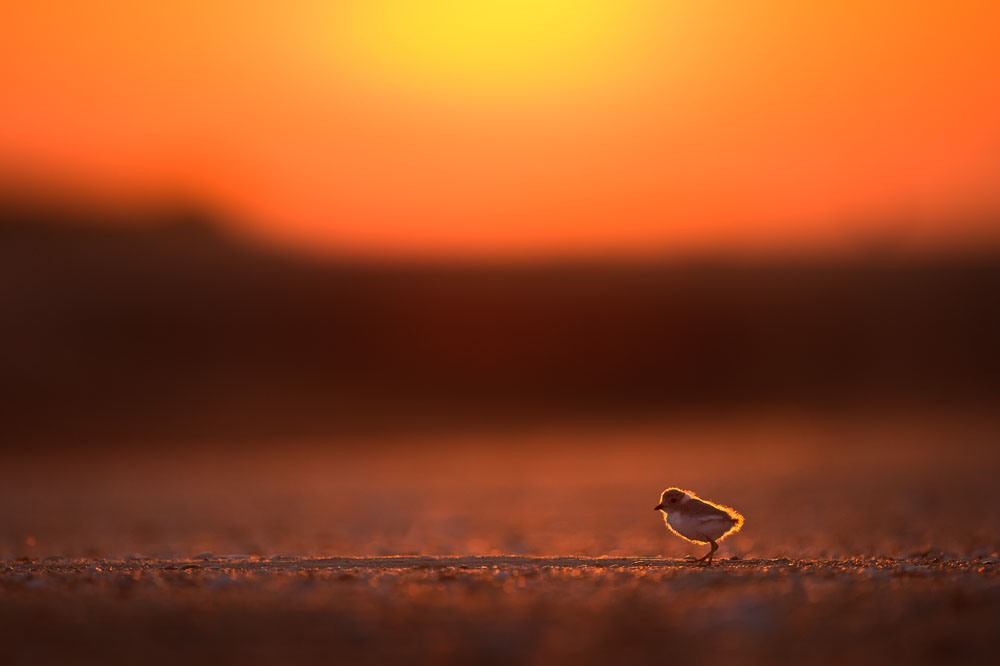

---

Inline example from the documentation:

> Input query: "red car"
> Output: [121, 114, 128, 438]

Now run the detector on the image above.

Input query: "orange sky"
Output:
[1, 1, 999, 257]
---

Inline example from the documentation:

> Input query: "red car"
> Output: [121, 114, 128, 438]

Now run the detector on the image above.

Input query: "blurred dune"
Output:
[1, 191, 999, 449]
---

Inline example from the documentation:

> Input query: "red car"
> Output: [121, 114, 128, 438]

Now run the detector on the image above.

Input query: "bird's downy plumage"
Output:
[654, 488, 744, 563]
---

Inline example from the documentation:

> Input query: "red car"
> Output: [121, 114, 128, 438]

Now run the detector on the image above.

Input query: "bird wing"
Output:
[684, 498, 737, 521]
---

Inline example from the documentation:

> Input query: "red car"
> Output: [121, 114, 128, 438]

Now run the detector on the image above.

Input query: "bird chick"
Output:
[653, 488, 744, 564]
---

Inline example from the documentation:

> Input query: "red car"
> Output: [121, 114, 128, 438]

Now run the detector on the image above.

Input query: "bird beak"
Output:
[653, 504, 664, 511]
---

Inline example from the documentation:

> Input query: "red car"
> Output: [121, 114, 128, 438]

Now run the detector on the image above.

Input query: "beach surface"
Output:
[3, 554, 1000, 665]
[3, 416, 1000, 664]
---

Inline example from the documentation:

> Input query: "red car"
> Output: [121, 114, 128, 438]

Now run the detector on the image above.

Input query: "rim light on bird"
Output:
[654, 487, 744, 565]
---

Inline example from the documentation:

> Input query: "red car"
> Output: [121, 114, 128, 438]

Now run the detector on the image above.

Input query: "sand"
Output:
[3, 555, 1000, 665]
[3, 416, 1000, 664]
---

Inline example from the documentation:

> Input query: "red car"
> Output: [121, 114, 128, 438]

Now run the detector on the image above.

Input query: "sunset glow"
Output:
[325, 1, 635, 100]
[1, 1, 999, 256]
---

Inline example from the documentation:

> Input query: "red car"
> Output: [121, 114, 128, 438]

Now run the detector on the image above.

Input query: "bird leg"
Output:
[694, 540, 719, 565]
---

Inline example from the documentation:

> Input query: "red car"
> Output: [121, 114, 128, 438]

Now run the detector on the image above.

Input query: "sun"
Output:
[324, 0, 636, 103]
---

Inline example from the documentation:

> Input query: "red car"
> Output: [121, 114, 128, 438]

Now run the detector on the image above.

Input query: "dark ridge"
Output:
[2, 194, 999, 449]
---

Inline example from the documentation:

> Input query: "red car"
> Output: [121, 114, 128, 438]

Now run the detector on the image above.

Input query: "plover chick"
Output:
[654, 488, 744, 564]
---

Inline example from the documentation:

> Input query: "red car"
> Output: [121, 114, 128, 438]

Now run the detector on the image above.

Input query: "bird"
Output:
[653, 488, 744, 564]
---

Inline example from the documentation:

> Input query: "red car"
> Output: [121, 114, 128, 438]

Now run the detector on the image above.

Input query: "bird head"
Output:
[653, 488, 691, 511]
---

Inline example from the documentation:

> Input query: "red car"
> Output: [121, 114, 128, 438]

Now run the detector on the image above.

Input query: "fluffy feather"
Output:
[657, 488, 744, 545]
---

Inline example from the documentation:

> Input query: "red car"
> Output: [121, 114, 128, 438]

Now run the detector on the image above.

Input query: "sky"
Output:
[1, 1, 999, 257]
